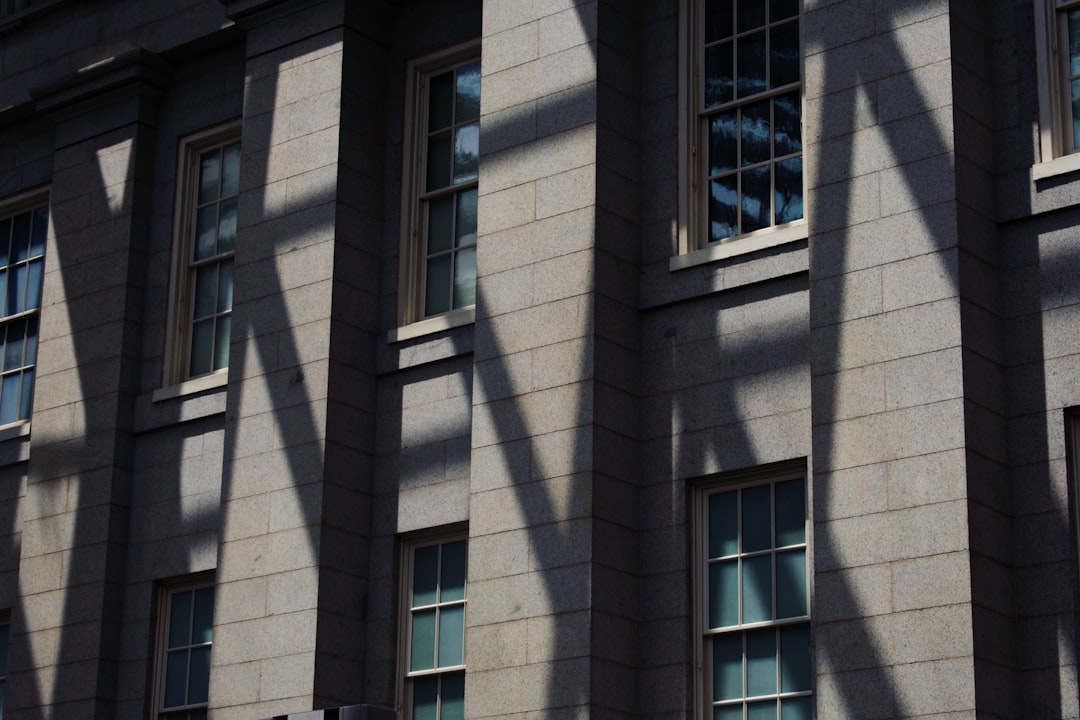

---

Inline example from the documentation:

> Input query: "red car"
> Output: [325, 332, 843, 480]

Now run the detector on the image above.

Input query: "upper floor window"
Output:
[696, 468, 811, 720]
[164, 124, 239, 387]
[154, 578, 214, 720]
[677, 0, 805, 268]
[401, 535, 467, 720]
[1035, 0, 1080, 175]
[0, 198, 47, 427]
[393, 42, 480, 342]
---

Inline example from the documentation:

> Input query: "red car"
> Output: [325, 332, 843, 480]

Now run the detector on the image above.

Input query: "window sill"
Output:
[671, 220, 808, 272]
[1032, 153, 1080, 182]
[389, 307, 475, 344]
[152, 369, 229, 403]
[0, 420, 30, 443]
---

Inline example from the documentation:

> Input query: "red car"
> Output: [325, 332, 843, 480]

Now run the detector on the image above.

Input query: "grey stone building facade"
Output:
[0, 0, 1076, 719]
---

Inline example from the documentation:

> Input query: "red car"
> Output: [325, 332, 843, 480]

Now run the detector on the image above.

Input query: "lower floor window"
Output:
[698, 469, 811, 719]
[156, 579, 214, 720]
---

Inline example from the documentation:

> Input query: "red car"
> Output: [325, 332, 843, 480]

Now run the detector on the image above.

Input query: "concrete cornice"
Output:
[30, 47, 171, 120]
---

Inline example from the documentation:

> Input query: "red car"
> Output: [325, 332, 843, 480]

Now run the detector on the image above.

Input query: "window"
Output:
[0, 200, 47, 426]
[401, 535, 467, 720]
[154, 580, 214, 720]
[695, 468, 811, 720]
[394, 43, 480, 340]
[164, 124, 239, 387]
[677, 0, 804, 267]
[1036, 0, 1080, 173]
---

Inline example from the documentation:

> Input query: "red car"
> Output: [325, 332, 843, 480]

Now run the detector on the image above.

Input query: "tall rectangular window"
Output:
[402, 536, 467, 720]
[394, 42, 480, 340]
[679, 0, 804, 264]
[165, 124, 239, 386]
[0, 201, 46, 426]
[697, 470, 811, 720]
[1036, 0, 1080, 167]
[155, 580, 214, 720]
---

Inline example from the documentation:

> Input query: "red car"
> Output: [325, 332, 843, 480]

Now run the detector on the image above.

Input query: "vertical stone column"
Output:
[209, 1, 387, 717]
[806, 1, 1011, 717]
[10, 50, 167, 720]
[468, 2, 641, 718]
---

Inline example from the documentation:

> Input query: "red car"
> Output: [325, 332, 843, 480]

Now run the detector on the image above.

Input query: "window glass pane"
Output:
[714, 706, 743, 720]
[217, 260, 234, 315]
[428, 196, 455, 255]
[409, 608, 437, 672]
[1071, 79, 1080, 150]
[192, 587, 214, 644]
[770, 20, 800, 88]
[709, 490, 739, 558]
[11, 212, 29, 264]
[217, 198, 237, 254]
[0, 218, 10, 267]
[193, 265, 218, 320]
[741, 485, 771, 552]
[0, 271, 7, 317]
[741, 165, 771, 234]
[780, 623, 811, 692]
[190, 710, 209, 720]
[428, 72, 454, 131]
[12, 264, 26, 315]
[736, 31, 767, 98]
[742, 554, 772, 623]
[441, 672, 466, 720]
[412, 675, 438, 720]
[0, 374, 18, 426]
[194, 206, 218, 262]
[705, 42, 734, 108]
[712, 632, 743, 701]
[413, 546, 439, 607]
[453, 124, 479, 185]
[776, 549, 806, 618]
[440, 540, 467, 602]
[710, 111, 739, 176]
[775, 157, 803, 225]
[456, 189, 478, 248]
[782, 696, 812, 720]
[453, 247, 476, 310]
[709, 177, 739, 242]
[163, 650, 189, 707]
[4, 318, 24, 371]
[745, 628, 777, 697]
[169, 591, 193, 648]
[737, 0, 766, 32]
[0, 623, 8, 677]
[1070, 9, 1080, 76]
[773, 92, 802, 157]
[746, 700, 777, 720]
[741, 101, 771, 167]
[437, 604, 465, 668]
[771, 0, 799, 22]
[26, 259, 43, 311]
[24, 317, 37, 366]
[198, 150, 221, 205]
[705, 0, 734, 43]
[190, 320, 214, 377]
[213, 315, 231, 372]
[17, 369, 32, 421]
[425, 254, 452, 317]
[774, 479, 805, 546]
[188, 645, 211, 704]
[427, 131, 452, 192]
[709, 559, 739, 628]
[30, 206, 47, 258]
[222, 142, 241, 198]
[456, 63, 481, 123]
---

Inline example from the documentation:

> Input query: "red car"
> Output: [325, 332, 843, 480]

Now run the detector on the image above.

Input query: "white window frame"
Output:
[0, 188, 49, 432]
[398, 528, 468, 720]
[1068, 410, 1080, 586]
[675, 0, 807, 272]
[161, 122, 240, 394]
[1034, 0, 1080, 178]
[391, 40, 481, 344]
[151, 574, 215, 720]
[693, 463, 812, 720]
